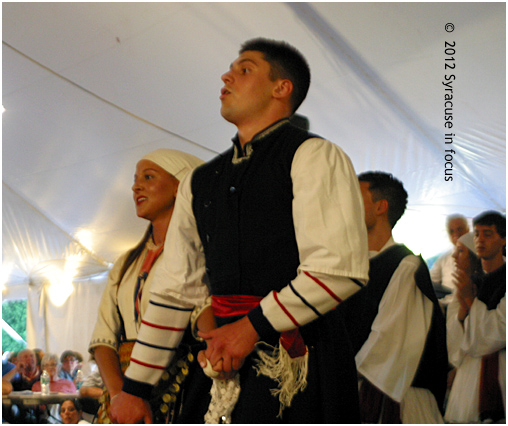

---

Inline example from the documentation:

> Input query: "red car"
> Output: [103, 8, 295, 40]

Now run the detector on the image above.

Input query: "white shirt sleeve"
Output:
[123, 172, 209, 391]
[461, 295, 506, 357]
[259, 138, 369, 332]
[446, 297, 467, 367]
[149, 171, 209, 305]
[88, 252, 129, 353]
[355, 254, 434, 402]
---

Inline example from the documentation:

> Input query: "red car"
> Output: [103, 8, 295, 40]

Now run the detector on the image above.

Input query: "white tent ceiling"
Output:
[2, 2, 506, 301]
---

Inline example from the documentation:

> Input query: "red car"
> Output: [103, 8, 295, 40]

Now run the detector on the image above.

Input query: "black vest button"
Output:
[229, 186, 236, 193]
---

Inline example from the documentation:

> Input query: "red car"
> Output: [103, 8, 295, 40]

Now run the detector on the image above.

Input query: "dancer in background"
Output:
[430, 214, 469, 301]
[340, 172, 448, 423]
[446, 211, 505, 423]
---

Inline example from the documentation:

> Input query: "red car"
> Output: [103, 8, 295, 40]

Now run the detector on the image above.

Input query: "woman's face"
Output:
[60, 400, 81, 424]
[452, 241, 471, 272]
[42, 359, 59, 380]
[132, 160, 179, 223]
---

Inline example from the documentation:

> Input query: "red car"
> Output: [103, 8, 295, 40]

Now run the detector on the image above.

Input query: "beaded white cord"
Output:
[204, 374, 241, 424]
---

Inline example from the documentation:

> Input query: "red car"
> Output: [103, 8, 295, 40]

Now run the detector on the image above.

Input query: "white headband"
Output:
[457, 232, 475, 254]
[140, 149, 204, 181]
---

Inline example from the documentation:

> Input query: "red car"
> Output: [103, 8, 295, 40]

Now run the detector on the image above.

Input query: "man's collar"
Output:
[232, 118, 290, 163]
[483, 260, 506, 276]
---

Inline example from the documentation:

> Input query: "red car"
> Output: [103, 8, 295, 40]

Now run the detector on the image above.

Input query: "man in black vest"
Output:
[110, 38, 369, 423]
[339, 171, 448, 423]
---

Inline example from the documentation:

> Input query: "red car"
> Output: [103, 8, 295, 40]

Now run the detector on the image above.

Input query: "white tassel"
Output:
[255, 344, 309, 417]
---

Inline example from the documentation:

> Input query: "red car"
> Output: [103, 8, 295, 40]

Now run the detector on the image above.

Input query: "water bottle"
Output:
[41, 369, 50, 395]
[75, 369, 83, 390]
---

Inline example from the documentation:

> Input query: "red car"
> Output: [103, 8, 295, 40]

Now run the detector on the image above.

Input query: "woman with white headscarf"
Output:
[88, 149, 204, 423]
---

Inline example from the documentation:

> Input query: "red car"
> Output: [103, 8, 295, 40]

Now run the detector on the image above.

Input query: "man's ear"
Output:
[273, 79, 293, 100]
[376, 199, 389, 216]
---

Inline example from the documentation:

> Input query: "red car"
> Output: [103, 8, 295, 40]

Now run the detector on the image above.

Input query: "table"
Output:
[3, 391, 79, 423]
[3, 390, 79, 406]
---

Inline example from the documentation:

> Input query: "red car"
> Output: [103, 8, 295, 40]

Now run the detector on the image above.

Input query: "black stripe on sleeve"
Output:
[136, 339, 177, 352]
[288, 282, 322, 317]
[350, 278, 364, 288]
[149, 300, 194, 311]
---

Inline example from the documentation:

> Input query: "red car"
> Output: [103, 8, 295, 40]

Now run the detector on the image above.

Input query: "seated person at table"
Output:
[8, 351, 18, 365]
[30, 354, 76, 424]
[59, 350, 80, 381]
[34, 348, 45, 369]
[79, 368, 103, 399]
[2, 360, 19, 395]
[2, 378, 13, 395]
[2, 359, 17, 395]
[78, 369, 104, 421]
[60, 399, 90, 424]
[32, 353, 77, 393]
[11, 348, 40, 391]
[3, 356, 28, 423]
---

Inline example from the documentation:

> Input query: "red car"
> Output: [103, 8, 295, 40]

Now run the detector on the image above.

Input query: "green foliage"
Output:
[2, 300, 27, 353]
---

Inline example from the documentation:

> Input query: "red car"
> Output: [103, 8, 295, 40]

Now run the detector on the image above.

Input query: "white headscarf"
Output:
[140, 148, 204, 181]
[457, 232, 475, 255]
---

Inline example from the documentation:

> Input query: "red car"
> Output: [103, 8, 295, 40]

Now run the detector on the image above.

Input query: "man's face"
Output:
[19, 350, 36, 371]
[220, 50, 279, 126]
[62, 355, 78, 374]
[359, 182, 377, 230]
[448, 218, 469, 245]
[474, 224, 506, 261]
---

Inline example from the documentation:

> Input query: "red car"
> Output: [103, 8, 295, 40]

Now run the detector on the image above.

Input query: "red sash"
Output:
[212, 295, 307, 358]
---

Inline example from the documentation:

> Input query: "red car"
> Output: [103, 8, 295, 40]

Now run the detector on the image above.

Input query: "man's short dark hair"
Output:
[240, 38, 311, 114]
[473, 210, 506, 238]
[60, 350, 77, 363]
[358, 171, 408, 229]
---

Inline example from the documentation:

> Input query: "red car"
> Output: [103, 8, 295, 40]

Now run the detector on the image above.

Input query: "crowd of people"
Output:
[2, 348, 95, 423]
[2, 38, 505, 424]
